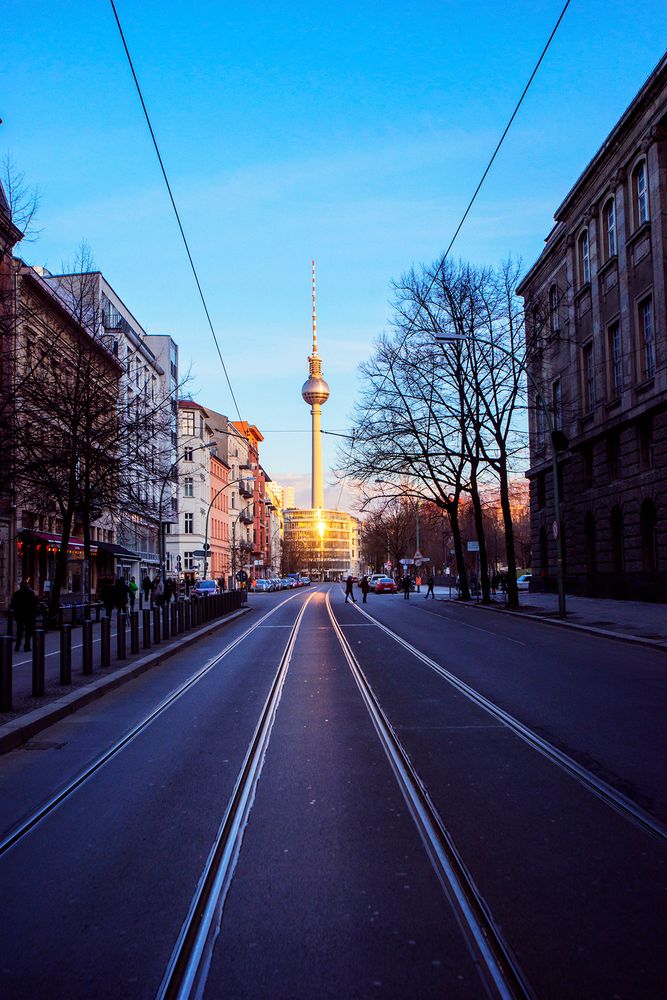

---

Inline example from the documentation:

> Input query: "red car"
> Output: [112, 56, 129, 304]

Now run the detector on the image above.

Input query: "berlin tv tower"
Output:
[301, 260, 330, 510]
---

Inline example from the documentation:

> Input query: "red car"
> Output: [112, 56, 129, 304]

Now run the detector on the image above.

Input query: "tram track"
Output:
[326, 591, 534, 1000]
[157, 590, 316, 1000]
[0, 590, 306, 857]
[348, 598, 667, 847]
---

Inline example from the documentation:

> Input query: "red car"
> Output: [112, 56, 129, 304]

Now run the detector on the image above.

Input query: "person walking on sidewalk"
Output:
[344, 576, 357, 604]
[10, 579, 38, 652]
[425, 574, 435, 599]
[142, 575, 152, 606]
[402, 575, 411, 600]
[114, 577, 129, 614]
[128, 576, 138, 611]
[360, 575, 370, 603]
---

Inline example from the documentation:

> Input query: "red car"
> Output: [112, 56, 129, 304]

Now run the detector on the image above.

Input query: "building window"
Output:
[602, 197, 616, 260]
[638, 416, 654, 471]
[632, 160, 649, 228]
[183, 447, 193, 462]
[608, 321, 622, 399]
[548, 285, 559, 335]
[584, 512, 597, 577]
[582, 445, 593, 490]
[184, 551, 194, 571]
[536, 472, 546, 510]
[535, 396, 546, 449]
[578, 229, 590, 286]
[582, 342, 595, 412]
[638, 297, 655, 380]
[183, 411, 195, 436]
[607, 430, 621, 481]
[640, 499, 658, 572]
[184, 477, 194, 498]
[184, 512, 194, 534]
[610, 507, 624, 574]
[552, 379, 562, 431]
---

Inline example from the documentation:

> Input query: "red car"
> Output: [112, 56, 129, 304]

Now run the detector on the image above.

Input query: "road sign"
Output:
[202, 543, 211, 552]
[236, 570, 248, 582]
[191, 549, 207, 558]
[384, 561, 393, 571]
[467, 540, 480, 552]
[400, 558, 414, 565]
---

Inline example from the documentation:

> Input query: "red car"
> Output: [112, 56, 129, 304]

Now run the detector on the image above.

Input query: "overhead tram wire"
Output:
[109, 0, 243, 424]
[348, 0, 572, 454]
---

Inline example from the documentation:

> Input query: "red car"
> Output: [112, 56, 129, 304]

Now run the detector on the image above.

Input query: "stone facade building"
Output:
[518, 54, 667, 600]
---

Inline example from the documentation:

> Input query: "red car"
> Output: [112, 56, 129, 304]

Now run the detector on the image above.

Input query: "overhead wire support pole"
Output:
[109, 0, 243, 422]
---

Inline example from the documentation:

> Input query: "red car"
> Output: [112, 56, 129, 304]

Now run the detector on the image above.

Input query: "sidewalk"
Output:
[433, 587, 667, 648]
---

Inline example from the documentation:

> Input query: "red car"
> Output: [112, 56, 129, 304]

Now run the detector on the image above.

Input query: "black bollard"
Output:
[130, 611, 140, 654]
[82, 620, 94, 675]
[32, 630, 46, 696]
[100, 616, 111, 667]
[0, 636, 12, 711]
[60, 624, 72, 685]
[84, 603, 91, 621]
[153, 606, 161, 645]
[162, 604, 170, 641]
[142, 608, 151, 648]
[5, 610, 13, 637]
[184, 600, 191, 631]
[170, 602, 178, 636]
[117, 612, 127, 660]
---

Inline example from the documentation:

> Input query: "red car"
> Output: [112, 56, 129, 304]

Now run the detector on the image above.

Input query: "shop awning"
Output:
[96, 541, 140, 560]
[18, 529, 98, 554]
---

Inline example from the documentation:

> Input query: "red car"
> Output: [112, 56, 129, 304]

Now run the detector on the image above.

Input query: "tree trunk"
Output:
[469, 462, 491, 603]
[448, 504, 469, 600]
[48, 509, 74, 623]
[498, 462, 519, 609]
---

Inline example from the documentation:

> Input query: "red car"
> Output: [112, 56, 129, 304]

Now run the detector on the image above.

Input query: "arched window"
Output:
[578, 229, 590, 286]
[549, 284, 559, 335]
[632, 159, 649, 228]
[610, 506, 624, 574]
[602, 197, 616, 260]
[539, 526, 549, 577]
[640, 499, 658, 572]
[584, 512, 597, 576]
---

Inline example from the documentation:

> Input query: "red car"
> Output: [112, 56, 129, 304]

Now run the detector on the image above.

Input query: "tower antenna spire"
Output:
[312, 258, 318, 354]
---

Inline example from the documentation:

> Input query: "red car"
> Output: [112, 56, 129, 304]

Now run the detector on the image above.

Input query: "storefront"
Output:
[17, 530, 98, 599]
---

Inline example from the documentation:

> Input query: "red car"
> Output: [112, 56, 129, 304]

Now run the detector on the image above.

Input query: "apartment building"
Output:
[518, 54, 667, 600]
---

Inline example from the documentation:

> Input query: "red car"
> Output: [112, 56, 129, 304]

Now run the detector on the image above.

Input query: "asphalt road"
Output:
[0, 584, 665, 999]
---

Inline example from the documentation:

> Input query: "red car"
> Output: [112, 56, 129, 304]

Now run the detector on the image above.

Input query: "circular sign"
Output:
[552, 520, 559, 540]
[236, 570, 248, 582]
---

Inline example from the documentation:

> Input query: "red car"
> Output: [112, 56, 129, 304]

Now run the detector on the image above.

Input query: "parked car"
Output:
[300, 577, 311, 585]
[373, 576, 397, 594]
[191, 579, 218, 596]
[516, 573, 532, 591]
[368, 573, 385, 591]
[253, 579, 272, 593]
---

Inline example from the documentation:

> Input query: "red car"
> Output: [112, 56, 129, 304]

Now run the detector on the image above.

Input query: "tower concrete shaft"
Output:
[301, 260, 330, 510]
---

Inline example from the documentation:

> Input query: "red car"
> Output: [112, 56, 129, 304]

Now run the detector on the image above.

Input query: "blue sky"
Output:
[5, 2, 667, 506]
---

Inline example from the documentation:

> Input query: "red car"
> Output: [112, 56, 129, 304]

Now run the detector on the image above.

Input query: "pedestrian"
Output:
[217, 576, 225, 592]
[344, 575, 357, 604]
[402, 575, 411, 600]
[425, 574, 435, 599]
[10, 579, 38, 652]
[142, 575, 152, 606]
[154, 576, 165, 607]
[128, 575, 138, 611]
[360, 575, 370, 603]
[114, 576, 129, 614]
[415, 574, 422, 593]
[100, 578, 115, 618]
[164, 578, 173, 604]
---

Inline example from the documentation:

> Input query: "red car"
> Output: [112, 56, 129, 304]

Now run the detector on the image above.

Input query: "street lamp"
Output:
[203, 477, 256, 580]
[158, 442, 215, 576]
[434, 331, 567, 618]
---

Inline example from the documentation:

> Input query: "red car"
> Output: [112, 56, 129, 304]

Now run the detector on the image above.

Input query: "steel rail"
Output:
[157, 591, 317, 1000]
[0, 591, 304, 857]
[350, 599, 667, 847]
[326, 591, 534, 1000]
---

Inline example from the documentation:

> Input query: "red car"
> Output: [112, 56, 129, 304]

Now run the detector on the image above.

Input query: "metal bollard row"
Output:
[1, 635, 12, 711]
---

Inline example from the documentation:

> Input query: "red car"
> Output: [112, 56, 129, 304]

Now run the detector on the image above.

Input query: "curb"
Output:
[454, 600, 667, 652]
[0, 606, 252, 755]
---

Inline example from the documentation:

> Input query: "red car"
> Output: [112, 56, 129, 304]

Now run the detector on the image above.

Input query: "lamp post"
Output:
[317, 515, 325, 582]
[203, 477, 255, 581]
[434, 331, 567, 618]
[157, 442, 214, 576]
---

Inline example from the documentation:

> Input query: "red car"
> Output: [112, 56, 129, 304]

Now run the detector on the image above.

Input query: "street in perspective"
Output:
[2, 5, 666, 998]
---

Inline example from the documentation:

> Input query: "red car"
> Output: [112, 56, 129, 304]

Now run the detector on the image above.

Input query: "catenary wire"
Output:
[348, 0, 572, 451]
[108, 0, 243, 424]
